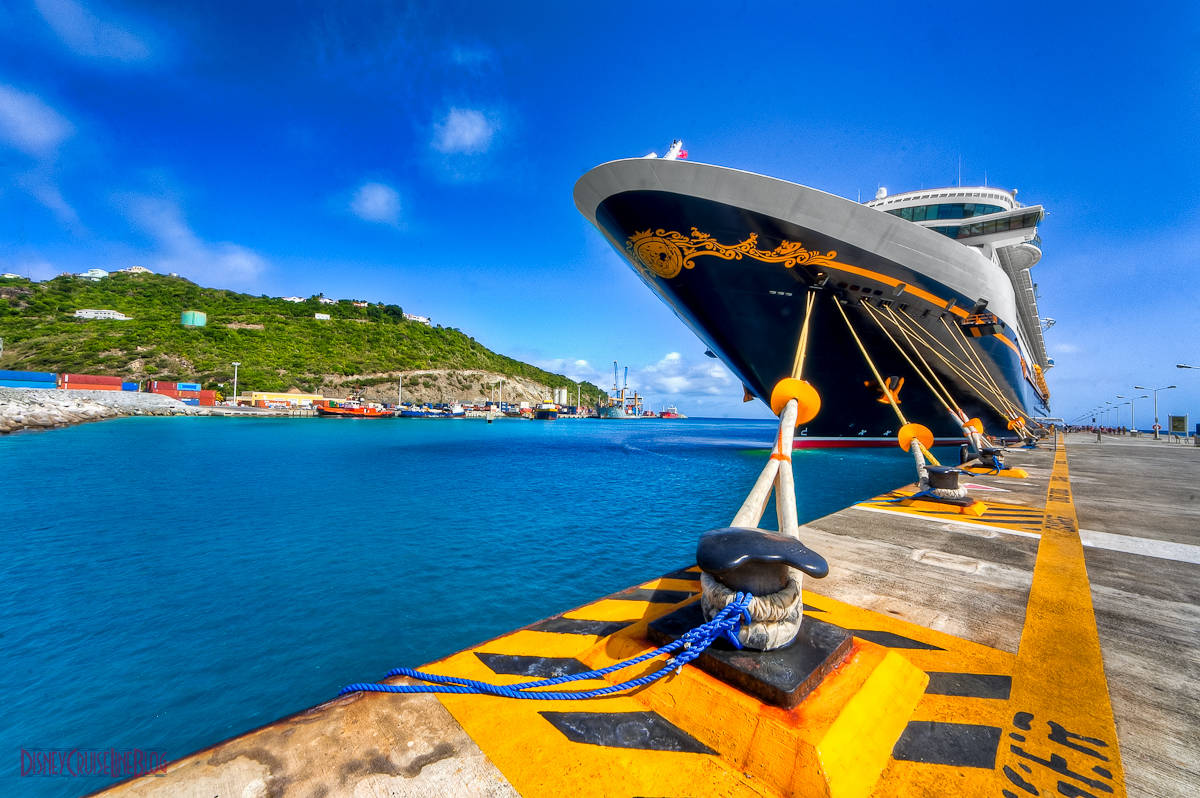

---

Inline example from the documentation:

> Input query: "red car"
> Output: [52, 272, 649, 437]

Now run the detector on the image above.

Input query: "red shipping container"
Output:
[63, 373, 123, 386]
[63, 383, 122, 391]
[149, 381, 177, 390]
[199, 390, 217, 399]
[198, 397, 215, 406]
[151, 388, 180, 398]
[177, 390, 200, 398]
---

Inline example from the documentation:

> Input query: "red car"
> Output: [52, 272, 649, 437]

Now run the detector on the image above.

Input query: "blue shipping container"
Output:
[0, 378, 58, 389]
[177, 382, 201, 391]
[0, 369, 57, 382]
[179, 398, 200, 406]
[121, 382, 139, 391]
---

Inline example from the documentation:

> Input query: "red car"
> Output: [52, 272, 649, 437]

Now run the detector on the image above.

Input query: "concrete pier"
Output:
[96, 433, 1199, 797]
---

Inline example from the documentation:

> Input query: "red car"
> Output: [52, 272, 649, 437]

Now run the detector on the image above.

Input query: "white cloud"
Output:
[20, 173, 81, 227]
[34, 0, 150, 62]
[122, 195, 266, 287]
[0, 84, 72, 158]
[349, 182, 401, 225]
[449, 45, 493, 69]
[432, 108, 495, 154]
[537, 352, 735, 399]
[638, 352, 734, 396]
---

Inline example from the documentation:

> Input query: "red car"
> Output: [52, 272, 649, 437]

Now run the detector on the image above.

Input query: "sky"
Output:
[1, 0, 1197, 423]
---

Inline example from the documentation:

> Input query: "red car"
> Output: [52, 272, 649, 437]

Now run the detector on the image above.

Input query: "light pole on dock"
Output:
[1133, 384, 1175, 440]
[232, 361, 241, 406]
[1117, 394, 1148, 433]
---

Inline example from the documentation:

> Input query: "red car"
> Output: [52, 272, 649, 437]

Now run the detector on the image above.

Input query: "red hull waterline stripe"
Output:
[792, 437, 964, 449]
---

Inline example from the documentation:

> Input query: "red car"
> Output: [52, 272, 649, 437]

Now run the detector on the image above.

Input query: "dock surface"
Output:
[97, 433, 1199, 797]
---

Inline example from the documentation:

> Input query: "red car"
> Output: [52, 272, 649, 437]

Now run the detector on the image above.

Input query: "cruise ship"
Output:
[574, 150, 1052, 446]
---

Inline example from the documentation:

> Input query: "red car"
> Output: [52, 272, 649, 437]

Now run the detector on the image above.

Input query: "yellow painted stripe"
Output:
[994, 437, 1126, 796]
[856, 493, 1045, 533]
[823, 259, 1020, 355]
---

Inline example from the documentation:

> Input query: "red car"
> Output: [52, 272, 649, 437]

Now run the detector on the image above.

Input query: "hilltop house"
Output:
[403, 312, 432, 325]
[78, 268, 109, 281]
[318, 297, 337, 305]
[74, 309, 131, 320]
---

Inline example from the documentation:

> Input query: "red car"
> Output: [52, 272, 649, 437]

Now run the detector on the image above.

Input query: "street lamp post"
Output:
[232, 361, 241, 406]
[1133, 384, 1176, 440]
[1117, 394, 1149, 434]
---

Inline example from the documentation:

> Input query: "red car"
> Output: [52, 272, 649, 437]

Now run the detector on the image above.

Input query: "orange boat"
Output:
[315, 401, 396, 419]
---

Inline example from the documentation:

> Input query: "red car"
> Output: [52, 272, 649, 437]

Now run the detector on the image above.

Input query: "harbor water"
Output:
[1, 416, 917, 796]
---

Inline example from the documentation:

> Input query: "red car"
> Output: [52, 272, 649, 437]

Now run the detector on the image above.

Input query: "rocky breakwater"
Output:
[0, 387, 203, 434]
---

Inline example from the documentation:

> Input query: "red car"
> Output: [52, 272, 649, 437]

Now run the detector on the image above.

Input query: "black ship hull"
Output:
[576, 161, 1050, 443]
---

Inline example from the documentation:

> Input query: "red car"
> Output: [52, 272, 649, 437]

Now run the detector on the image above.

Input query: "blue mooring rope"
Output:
[338, 592, 754, 700]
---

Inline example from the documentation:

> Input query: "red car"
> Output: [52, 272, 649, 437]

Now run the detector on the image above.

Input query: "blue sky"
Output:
[1, 1, 1197, 423]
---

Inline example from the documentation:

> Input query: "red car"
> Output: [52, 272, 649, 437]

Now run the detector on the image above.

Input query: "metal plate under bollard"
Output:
[647, 602, 853, 708]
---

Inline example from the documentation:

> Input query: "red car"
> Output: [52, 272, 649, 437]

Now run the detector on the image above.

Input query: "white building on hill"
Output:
[78, 268, 109, 281]
[403, 313, 432, 325]
[74, 309, 131, 320]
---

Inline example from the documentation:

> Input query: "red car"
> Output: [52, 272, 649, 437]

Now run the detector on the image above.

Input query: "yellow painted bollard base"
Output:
[900, 497, 989, 516]
[630, 637, 927, 798]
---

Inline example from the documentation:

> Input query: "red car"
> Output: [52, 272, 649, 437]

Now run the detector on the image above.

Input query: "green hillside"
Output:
[0, 272, 602, 400]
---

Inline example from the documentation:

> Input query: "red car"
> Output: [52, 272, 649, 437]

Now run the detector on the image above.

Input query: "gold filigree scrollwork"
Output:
[626, 227, 837, 279]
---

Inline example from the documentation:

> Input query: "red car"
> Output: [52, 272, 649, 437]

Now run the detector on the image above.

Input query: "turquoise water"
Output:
[1, 416, 915, 795]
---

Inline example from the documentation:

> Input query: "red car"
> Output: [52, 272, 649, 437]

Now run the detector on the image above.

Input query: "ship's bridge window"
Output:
[885, 202, 1006, 222]
[931, 210, 1044, 240]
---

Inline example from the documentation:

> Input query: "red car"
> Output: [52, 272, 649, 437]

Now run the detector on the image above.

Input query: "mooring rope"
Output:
[860, 302, 992, 453]
[830, 295, 940, 466]
[888, 307, 1029, 431]
[861, 301, 961, 421]
[791, 290, 818, 380]
[937, 314, 1031, 436]
[339, 592, 754, 700]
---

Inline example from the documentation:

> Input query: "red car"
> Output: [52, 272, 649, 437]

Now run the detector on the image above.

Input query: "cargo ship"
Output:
[596, 361, 645, 419]
[574, 148, 1052, 445]
[533, 401, 559, 420]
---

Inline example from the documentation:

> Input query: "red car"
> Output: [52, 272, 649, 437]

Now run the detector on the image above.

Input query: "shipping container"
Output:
[198, 397, 215, 406]
[121, 382, 139, 391]
[0, 378, 58, 389]
[176, 382, 201, 391]
[177, 390, 200, 398]
[198, 390, 217, 398]
[0, 369, 57, 382]
[179, 398, 200, 406]
[147, 381, 177, 391]
[150, 389, 180, 398]
[63, 383, 122, 391]
[62, 373, 123, 386]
